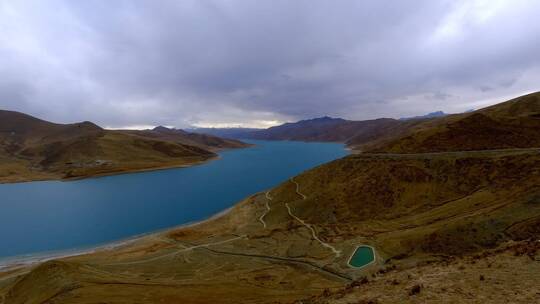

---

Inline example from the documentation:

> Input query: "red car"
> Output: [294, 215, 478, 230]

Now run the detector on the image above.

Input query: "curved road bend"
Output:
[288, 178, 342, 258]
[258, 191, 272, 229]
[104, 235, 247, 266]
[196, 245, 352, 282]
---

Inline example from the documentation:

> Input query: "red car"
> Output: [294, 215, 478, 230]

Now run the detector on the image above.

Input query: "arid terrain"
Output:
[0, 92, 539, 303]
[0, 111, 249, 183]
[356, 92, 540, 153]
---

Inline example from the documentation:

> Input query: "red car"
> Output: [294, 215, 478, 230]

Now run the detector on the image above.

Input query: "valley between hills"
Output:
[1, 92, 539, 303]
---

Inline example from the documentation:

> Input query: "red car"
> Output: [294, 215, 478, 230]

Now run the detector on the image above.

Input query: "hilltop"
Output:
[0, 111, 250, 183]
[0, 92, 539, 303]
[354, 92, 540, 152]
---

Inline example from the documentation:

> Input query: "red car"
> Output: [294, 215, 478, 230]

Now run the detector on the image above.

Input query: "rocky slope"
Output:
[0, 111, 249, 183]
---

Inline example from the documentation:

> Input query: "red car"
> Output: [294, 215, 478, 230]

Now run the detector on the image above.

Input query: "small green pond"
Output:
[348, 246, 375, 268]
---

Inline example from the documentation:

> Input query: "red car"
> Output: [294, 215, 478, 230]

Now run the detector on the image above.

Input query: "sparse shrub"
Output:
[409, 284, 422, 296]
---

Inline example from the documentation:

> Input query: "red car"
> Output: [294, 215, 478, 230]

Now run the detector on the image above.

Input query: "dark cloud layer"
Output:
[1, 0, 539, 128]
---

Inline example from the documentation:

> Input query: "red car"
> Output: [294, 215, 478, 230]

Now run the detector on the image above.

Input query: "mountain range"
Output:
[187, 127, 261, 139]
[205, 94, 539, 155]
[399, 110, 447, 120]
[193, 112, 447, 144]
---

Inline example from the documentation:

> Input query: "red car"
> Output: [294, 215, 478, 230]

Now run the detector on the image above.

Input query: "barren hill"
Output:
[247, 116, 405, 142]
[122, 126, 248, 151]
[0, 110, 249, 183]
[356, 92, 540, 152]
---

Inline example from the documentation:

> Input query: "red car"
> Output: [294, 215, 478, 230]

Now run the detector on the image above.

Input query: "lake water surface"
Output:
[0, 140, 346, 259]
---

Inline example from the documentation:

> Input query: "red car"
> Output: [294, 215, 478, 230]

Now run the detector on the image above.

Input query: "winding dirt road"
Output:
[258, 191, 272, 228]
[288, 178, 342, 258]
[105, 235, 247, 266]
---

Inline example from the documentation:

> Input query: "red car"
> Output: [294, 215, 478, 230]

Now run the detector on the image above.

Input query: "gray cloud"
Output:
[1, 0, 540, 128]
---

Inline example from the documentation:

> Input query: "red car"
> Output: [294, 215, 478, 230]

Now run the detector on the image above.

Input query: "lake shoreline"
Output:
[0, 144, 258, 185]
[0, 156, 224, 185]
[0, 204, 235, 272]
[0, 140, 347, 265]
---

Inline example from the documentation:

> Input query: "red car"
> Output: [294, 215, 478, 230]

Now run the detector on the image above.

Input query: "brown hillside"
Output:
[358, 92, 540, 153]
[247, 116, 406, 142]
[1, 149, 538, 303]
[122, 126, 249, 151]
[0, 110, 248, 183]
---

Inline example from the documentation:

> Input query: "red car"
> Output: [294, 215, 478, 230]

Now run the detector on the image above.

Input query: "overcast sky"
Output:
[1, 0, 539, 128]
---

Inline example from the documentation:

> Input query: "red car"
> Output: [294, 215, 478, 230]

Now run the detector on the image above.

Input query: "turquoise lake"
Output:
[349, 246, 375, 268]
[0, 140, 346, 259]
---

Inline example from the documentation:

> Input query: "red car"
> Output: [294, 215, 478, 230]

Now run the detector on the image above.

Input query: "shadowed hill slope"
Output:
[0, 111, 249, 183]
[248, 116, 349, 141]
[187, 127, 261, 139]
[122, 126, 249, 151]
[357, 92, 540, 153]
[247, 116, 405, 142]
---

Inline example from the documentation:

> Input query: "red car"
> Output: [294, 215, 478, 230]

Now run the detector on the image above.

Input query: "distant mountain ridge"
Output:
[399, 110, 447, 120]
[184, 114, 443, 145]
[122, 126, 248, 151]
[229, 116, 411, 145]
[196, 92, 540, 154]
[187, 127, 261, 139]
[247, 116, 352, 141]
